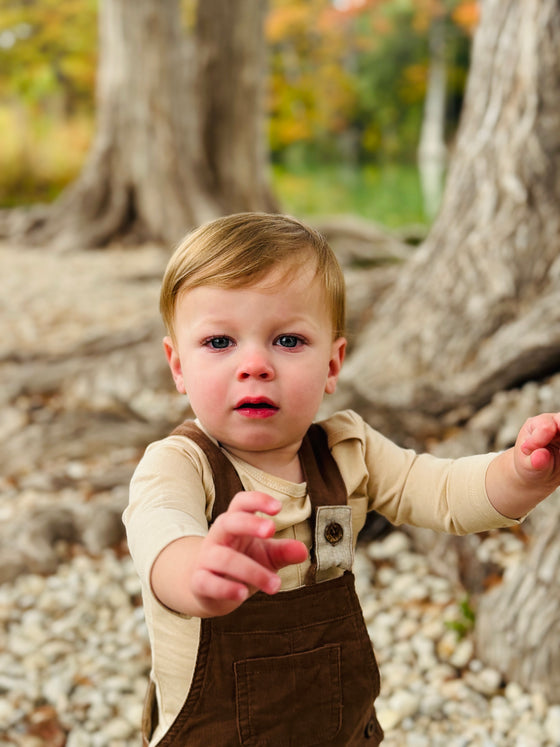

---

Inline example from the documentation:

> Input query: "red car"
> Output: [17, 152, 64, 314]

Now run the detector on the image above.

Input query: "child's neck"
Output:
[225, 445, 305, 483]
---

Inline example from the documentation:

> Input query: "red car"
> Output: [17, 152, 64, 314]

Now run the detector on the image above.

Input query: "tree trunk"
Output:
[475, 505, 560, 702]
[8, 0, 275, 250]
[339, 0, 560, 444]
[197, 0, 277, 213]
[417, 14, 447, 221]
[335, 0, 560, 700]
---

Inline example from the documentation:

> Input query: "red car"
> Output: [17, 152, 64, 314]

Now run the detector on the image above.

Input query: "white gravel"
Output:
[1, 531, 559, 746]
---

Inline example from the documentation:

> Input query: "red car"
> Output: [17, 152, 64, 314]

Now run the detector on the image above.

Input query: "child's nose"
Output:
[237, 349, 275, 380]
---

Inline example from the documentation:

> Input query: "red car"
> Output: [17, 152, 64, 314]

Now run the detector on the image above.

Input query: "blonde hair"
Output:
[160, 212, 346, 341]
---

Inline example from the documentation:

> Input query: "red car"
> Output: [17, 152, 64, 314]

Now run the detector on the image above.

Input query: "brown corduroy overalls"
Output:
[143, 422, 384, 746]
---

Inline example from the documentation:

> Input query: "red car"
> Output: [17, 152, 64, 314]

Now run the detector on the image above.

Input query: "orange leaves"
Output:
[452, 1, 480, 35]
[266, 3, 311, 43]
[267, 0, 356, 150]
[266, 0, 474, 157]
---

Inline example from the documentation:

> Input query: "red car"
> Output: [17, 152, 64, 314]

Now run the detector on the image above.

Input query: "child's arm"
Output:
[150, 491, 308, 618]
[485, 412, 560, 519]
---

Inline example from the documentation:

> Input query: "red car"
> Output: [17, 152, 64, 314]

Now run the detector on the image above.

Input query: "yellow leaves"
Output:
[399, 63, 427, 104]
[411, 0, 446, 33]
[0, 0, 97, 106]
[266, 3, 311, 43]
[411, 0, 480, 37]
[361, 123, 382, 154]
[267, 0, 356, 150]
[0, 104, 93, 206]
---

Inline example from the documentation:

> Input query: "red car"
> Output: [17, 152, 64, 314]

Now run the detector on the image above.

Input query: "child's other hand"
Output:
[190, 491, 308, 615]
[517, 412, 560, 488]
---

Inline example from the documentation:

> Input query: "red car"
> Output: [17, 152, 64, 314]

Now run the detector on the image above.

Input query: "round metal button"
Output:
[324, 521, 344, 545]
[364, 718, 377, 738]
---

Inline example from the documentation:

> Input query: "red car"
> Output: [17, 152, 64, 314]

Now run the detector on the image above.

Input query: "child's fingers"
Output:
[195, 491, 306, 603]
[210, 510, 276, 546]
[518, 413, 560, 476]
[520, 413, 560, 455]
[195, 544, 282, 596]
[227, 490, 282, 517]
[527, 448, 553, 471]
[191, 567, 250, 603]
[208, 491, 282, 547]
[265, 538, 309, 571]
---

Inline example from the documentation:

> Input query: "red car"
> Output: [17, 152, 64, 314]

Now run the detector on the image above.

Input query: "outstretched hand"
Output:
[516, 412, 560, 489]
[486, 412, 560, 521]
[189, 491, 308, 616]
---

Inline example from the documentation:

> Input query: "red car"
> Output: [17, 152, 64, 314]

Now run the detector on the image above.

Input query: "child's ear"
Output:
[163, 336, 186, 394]
[325, 337, 346, 395]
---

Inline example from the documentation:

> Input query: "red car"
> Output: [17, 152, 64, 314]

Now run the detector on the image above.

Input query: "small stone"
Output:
[0, 698, 16, 726]
[367, 531, 410, 560]
[511, 722, 547, 746]
[544, 705, 560, 742]
[124, 699, 144, 728]
[102, 716, 134, 739]
[389, 691, 421, 720]
[67, 731, 93, 747]
[464, 667, 502, 696]
[504, 681, 524, 702]
[420, 692, 445, 718]
[376, 706, 402, 732]
[530, 691, 547, 719]
[449, 638, 474, 669]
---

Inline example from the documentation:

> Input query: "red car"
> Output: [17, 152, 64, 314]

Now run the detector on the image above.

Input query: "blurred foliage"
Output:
[0, 105, 92, 205]
[272, 162, 425, 226]
[0, 0, 97, 204]
[267, 0, 475, 165]
[0, 0, 97, 111]
[0, 0, 476, 216]
[445, 596, 476, 640]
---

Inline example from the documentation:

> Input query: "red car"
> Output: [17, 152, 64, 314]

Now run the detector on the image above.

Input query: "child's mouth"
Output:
[235, 399, 279, 418]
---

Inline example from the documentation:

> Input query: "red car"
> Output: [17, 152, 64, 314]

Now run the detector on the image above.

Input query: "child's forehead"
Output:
[176, 254, 319, 295]
[242, 259, 318, 290]
[177, 263, 325, 314]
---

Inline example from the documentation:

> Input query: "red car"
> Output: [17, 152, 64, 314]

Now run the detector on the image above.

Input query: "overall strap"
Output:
[170, 421, 243, 521]
[300, 423, 348, 509]
[300, 424, 349, 584]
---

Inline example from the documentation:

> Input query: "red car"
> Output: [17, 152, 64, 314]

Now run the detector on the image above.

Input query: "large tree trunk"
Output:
[339, 0, 560, 445]
[475, 505, 560, 702]
[5, 0, 276, 249]
[197, 0, 277, 213]
[331, 0, 560, 701]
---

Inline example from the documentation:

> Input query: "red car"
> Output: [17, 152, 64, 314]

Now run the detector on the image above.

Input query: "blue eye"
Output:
[206, 336, 232, 349]
[276, 335, 302, 348]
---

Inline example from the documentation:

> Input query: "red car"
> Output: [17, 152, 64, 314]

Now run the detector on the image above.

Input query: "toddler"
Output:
[124, 212, 560, 746]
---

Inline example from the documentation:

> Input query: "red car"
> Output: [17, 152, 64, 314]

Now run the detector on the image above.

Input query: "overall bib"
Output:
[144, 422, 384, 746]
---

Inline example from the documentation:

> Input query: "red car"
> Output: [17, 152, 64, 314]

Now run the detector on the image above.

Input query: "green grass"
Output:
[271, 162, 428, 229]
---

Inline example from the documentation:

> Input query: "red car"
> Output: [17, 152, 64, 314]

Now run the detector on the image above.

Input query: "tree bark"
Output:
[197, 0, 277, 213]
[7, 0, 276, 249]
[475, 505, 560, 702]
[334, 0, 560, 701]
[340, 0, 560, 443]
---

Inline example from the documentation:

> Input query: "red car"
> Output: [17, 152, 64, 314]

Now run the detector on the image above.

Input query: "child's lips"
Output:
[235, 398, 279, 418]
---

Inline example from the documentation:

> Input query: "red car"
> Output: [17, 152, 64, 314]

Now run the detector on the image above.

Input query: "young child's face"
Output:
[164, 263, 346, 471]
